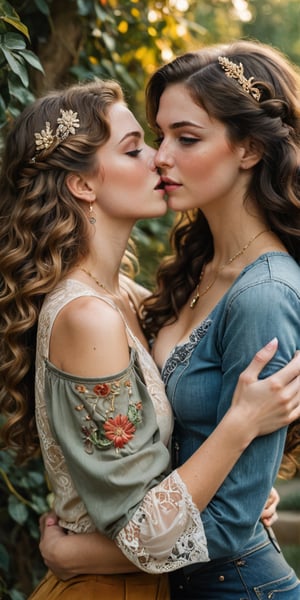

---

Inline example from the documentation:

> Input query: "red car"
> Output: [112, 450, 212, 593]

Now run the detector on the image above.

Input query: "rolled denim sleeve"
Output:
[201, 277, 300, 559]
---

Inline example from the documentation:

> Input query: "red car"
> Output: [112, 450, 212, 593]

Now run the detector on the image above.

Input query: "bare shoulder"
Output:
[50, 296, 130, 377]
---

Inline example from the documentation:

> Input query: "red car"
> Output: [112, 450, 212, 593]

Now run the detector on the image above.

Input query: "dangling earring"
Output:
[89, 202, 96, 224]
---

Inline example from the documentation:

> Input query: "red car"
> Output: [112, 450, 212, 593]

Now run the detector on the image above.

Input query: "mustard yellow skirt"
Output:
[28, 570, 170, 600]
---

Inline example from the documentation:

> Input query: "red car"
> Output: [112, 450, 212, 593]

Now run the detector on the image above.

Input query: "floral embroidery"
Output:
[93, 383, 111, 397]
[74, 374, 142, 454]
[81, 424, 112, 454]
[103, 414, 136, 448]
[161, 319, 212, 386]
[75, 385, 86, 393]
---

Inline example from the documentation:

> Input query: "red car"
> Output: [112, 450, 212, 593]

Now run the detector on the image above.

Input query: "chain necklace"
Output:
[78, 267, 117, 296]
[190, 229, 270, 309]
[78, 266, 138, 314]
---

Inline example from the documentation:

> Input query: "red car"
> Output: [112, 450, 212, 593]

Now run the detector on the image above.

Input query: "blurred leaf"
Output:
[8, 496, 29, 525]
[1, 48, 28, 86]
[8, 74, 35, 103]
[0, 32, 26, 49]
[18, 49, 44, 72]
[34, 0, 50, 16]
[9, 590, 26, 600]
[0, 543, 9, 571]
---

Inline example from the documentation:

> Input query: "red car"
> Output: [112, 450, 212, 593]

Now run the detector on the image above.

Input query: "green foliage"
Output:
[244, 0, 300, 66]
[0, 0, 44, 130]
[280, 545, 300, 577]
[0, 448, 50, 598]
[1, 0, 300, 596]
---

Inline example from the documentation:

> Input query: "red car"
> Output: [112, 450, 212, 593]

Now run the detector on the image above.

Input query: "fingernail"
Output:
[265, 337, 278, 347]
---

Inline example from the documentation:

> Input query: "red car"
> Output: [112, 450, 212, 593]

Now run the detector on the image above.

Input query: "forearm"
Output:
[177, 405, 253, 510]
[40, 526, 139, 580]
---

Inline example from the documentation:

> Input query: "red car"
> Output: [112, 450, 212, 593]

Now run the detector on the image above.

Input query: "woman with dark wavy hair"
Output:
[0, 68, 300, 598]
[141, 39, 300, 598]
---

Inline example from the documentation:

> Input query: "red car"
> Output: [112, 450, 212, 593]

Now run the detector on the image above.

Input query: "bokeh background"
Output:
[0, 1, 299, 597]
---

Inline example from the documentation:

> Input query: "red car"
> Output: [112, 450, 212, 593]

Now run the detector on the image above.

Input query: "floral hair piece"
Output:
[218, 56, 261, 102]
[32, 109, 80, 160]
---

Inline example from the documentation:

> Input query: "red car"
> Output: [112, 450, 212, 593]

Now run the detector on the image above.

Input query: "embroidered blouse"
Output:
[35, 277, 209, 573]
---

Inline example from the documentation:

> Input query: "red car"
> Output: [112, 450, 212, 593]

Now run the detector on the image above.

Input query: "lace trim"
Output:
[161, 319, 212, 386]
[116, 470, 209, 573]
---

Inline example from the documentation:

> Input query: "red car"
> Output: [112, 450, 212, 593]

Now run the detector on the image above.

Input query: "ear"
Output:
[65, 173, 96, 203]
[239, 137, 264, 170]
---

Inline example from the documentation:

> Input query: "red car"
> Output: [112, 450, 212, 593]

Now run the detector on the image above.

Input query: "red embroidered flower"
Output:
[93, 383, 110, 396]
[103, 414, 135, 448]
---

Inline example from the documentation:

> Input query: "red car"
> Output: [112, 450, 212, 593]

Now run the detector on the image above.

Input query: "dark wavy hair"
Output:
[0, 78, 130, 462]
[143, 40, 300, 477]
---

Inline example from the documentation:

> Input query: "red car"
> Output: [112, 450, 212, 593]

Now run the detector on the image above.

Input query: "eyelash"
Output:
[154, 136, 199, 147]
[179, 136, 199, 145]
[126, 149, 142, 157]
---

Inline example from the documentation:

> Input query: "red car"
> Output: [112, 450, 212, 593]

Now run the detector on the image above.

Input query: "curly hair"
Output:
[143, 40, 300, 477]
[0, 78, 128, 463]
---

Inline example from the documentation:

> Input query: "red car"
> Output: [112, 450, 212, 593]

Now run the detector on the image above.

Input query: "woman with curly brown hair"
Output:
[0, 73, 300, 599]
[141, 39, 300, 598]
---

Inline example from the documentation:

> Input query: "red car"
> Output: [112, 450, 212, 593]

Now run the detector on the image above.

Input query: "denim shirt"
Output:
[161, 252, 300, 560]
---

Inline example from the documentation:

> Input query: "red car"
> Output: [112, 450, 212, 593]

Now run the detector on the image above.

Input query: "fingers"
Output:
[240, 338, 278, 382]
[39, 511, 58, 533]
[264, 487, 280, 511]
[261, 487, 280, 527]
[261, 511, 279, 527]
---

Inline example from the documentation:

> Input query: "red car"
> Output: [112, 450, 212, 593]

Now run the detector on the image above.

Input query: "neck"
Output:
[80, 230, 130, 293]
[205, 208, 270, 267]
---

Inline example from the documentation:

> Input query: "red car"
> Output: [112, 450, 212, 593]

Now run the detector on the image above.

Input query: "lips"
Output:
[161, 177, 182, 192]
[154, 178, 165, 190]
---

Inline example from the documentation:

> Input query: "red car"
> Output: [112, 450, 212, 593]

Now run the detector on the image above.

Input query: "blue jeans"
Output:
[169, 540, 300, 599]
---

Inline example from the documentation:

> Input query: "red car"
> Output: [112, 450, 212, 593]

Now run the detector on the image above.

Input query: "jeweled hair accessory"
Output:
[218, 56, 261, 101]
[32, 109, 80, 159]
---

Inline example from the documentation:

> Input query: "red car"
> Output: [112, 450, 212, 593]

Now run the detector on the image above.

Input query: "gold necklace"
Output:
[78, 266, 138, 314]
[190, 229, 270, 309]
[79, 267, 116, 296]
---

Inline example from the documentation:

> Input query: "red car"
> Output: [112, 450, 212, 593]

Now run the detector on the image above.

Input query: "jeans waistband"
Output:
[182, 539, 273, 576]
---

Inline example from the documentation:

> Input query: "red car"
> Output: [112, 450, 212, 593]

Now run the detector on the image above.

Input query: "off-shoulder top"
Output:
[35, 278, 209, 573]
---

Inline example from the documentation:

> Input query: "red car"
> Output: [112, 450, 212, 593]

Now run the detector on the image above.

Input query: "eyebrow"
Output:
[156, 120, 204, 130]
[118, 131, 142, 144]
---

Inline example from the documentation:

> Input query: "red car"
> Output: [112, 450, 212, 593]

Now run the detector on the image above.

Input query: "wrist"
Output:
[224, 406, 256, 450]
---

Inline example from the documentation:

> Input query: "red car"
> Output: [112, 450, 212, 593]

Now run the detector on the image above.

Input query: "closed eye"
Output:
[179, 136, 199, 145]
[125, 149, 142, 157]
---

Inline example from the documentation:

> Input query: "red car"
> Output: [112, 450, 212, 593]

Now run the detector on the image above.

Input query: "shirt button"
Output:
[218, 575, 225, 582]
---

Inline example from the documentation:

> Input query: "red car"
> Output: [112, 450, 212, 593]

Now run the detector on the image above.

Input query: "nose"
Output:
[154, 140, 174, 169]
[146, 145, 157, 171]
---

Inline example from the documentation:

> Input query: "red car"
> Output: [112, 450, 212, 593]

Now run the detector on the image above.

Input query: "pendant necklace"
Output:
[190, 229, 270, 309]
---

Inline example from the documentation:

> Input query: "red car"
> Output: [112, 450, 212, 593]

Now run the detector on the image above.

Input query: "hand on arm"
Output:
[40, 338, 300, 577]
[177, 337, 300, 510]
[39, 513, 138, 580]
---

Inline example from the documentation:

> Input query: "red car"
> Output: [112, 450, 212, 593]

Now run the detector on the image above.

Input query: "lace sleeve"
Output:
[115, 469, 210, 573]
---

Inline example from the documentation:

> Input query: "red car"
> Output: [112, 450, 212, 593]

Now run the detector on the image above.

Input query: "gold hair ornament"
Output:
[218, 56, 261, 102]
[32, 109, 80, 160]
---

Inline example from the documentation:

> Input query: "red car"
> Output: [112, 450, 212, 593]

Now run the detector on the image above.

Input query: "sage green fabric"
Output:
[44, 348, 170, 540]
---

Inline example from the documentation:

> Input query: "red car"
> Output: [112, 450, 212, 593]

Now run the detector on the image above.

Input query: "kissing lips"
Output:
[161, 177, 182, 192]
